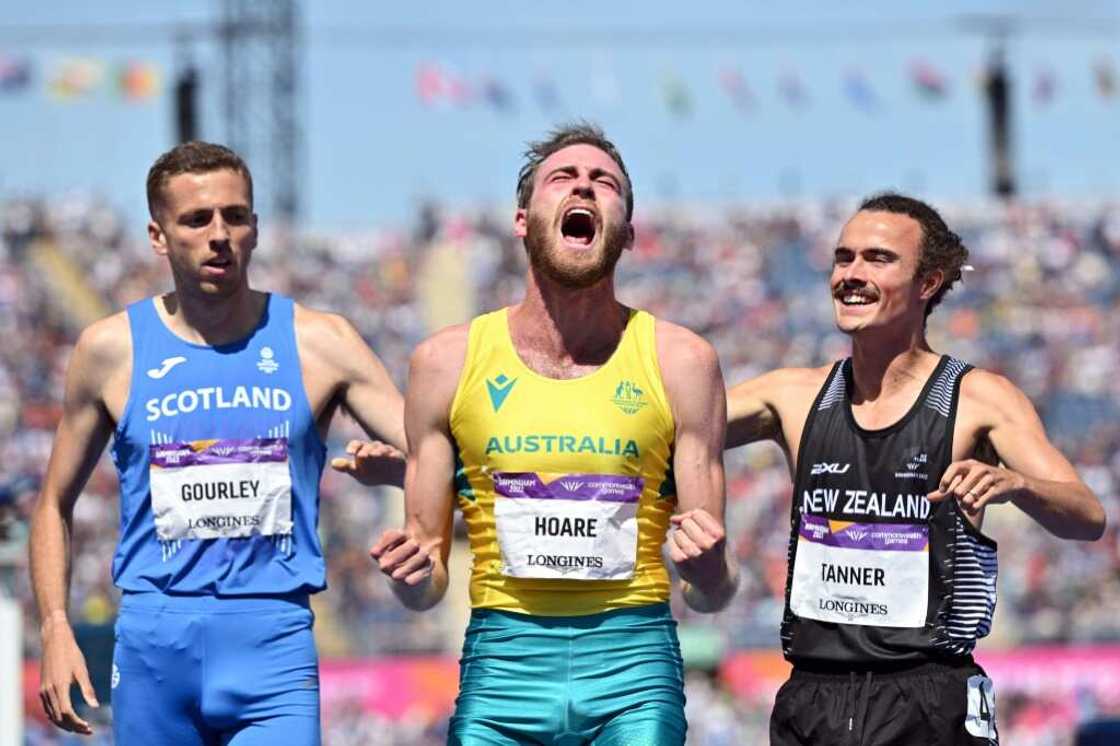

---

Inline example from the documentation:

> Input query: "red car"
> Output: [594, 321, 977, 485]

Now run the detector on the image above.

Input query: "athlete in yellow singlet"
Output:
[372, 123, 739, 746]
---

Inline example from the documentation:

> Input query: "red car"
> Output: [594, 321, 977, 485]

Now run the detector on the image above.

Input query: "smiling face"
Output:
[514, 143, 634, 289]
[830, 210, 943, 336]
[148, 168, 258, 298]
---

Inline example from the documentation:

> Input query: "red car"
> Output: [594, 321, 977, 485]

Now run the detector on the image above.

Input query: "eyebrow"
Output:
[543, 165, 622, 185]
[544, 165, 579, 180]
[834, 245, 899, 256]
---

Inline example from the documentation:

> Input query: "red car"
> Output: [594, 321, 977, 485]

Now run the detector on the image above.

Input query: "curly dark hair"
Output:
[858, 192, 969, 318]
[146, 141, 253, 219]
[516, 122, 633, 220]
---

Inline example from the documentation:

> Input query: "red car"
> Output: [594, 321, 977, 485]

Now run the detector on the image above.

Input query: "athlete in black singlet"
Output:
[726, 193, 1104, 746]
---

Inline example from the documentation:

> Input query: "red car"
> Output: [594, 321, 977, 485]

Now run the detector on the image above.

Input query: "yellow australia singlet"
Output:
[449, 307, 676, 616]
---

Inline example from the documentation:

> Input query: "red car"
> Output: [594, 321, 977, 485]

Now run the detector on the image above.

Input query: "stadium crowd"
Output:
[4, 192, 1119, 745]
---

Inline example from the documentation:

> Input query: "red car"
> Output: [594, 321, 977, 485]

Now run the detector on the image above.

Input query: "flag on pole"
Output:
[118, 60, 161, 101]
[718, 67, 755, 111]
[843, 68, 878, 112]
[778, 69, 808, 108]
[1032, 67, 1056, 107]
[481, 76, 514, 112]
[0, 54, 32, 93]
[49, 58, 104, 100]
[533, 72, 560, 112]
[1094, 57, 1116, 99]
[910, 59, 948, 99]
[416, 62, 447, 107]
[661, 72, 692, 118]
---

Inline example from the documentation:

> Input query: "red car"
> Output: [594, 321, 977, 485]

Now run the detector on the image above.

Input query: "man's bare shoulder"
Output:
[653, 319, 719, 373]
[959, 366, 1034, 424]
[411, 323, 471, 377]
[74, 311, 132, 371]
[292, 303, 362, 352]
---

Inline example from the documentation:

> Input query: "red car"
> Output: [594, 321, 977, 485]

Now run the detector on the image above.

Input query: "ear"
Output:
[249, 212, 260, 250]
[513, 207, 528, 239]
[148, 218, 168, 257]
[918, 269, 944, 301]
[623, 222, 635, 252]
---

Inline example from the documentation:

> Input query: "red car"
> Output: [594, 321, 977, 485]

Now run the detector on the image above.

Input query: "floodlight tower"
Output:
[221, 0, 303, 225]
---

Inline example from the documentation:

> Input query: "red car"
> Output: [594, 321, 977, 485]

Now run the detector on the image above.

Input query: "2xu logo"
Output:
[811, 462, 851, 476]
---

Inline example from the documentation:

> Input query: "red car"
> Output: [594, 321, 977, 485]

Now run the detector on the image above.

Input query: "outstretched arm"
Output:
[296, 307, 406, 452]
[929, 371, 1105, 541]
[725, 369, 787, 450]
[30, 320, 124, 734]
[369, 326, 467, 610]
[657, 322, 739, 612]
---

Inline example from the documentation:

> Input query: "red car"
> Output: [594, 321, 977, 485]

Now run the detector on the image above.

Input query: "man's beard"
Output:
[523, 211, 628, 289]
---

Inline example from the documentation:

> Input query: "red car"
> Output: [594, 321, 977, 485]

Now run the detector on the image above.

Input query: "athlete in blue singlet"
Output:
[30, 142, 406, 744]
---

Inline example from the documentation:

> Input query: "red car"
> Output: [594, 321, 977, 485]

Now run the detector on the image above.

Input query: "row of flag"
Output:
[417, 58, 1118, 116]
[0, 55, 161, 101]
[1, 53, 1115, 112]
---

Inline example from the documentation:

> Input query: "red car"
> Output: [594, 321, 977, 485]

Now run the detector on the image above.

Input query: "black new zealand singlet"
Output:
[780, 356, 998, 666]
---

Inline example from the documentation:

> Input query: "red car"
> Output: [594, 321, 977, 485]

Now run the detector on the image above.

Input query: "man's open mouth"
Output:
[837, 289, 877, 306]
[560, 207, 597, 247]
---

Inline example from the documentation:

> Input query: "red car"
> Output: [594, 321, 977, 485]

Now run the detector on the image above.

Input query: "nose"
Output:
[839, 256, 867, 285]
[209, 214, 231, 245]
[570, 172, 594, 199]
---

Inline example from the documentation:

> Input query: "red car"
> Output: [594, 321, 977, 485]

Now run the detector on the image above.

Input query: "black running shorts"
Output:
[770, 659, 998, 746]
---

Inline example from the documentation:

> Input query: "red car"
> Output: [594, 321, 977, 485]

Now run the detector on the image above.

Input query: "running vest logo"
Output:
[484, 434, 640, 458]
[144, 386, 293, 422]
[147, 355, 187, 379]
[810, 462, 850, 476]
[895, 448, 929, 480]
[111, 663, 120, 689]
[818, 595, 889, 620]
[257, 346, 279, 374]
[610, 380, 648, 415]
[485, 373, 517, 413]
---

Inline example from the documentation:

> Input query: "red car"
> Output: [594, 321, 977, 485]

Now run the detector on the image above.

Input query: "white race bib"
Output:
[492, 472, 642, 580]
[790, 514, 929, 627]
[149, 438, 293, 541]
[965, 675, 998, 740]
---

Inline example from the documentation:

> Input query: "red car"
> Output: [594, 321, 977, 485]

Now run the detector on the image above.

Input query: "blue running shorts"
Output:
[111, 592, 320, 745]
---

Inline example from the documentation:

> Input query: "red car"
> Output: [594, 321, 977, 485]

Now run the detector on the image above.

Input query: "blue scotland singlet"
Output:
[110, 294, 327, 595]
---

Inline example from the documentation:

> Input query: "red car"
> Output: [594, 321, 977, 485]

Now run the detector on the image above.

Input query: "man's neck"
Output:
[158, 286, 265, 347]
[508, 269, 627, 369]
[848, 324, 939, 404]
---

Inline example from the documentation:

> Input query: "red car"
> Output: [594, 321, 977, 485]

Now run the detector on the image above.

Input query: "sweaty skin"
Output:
[725, 209, 1104, 540]
[29, 167, 406, 735]
[371, 143, 738, 613]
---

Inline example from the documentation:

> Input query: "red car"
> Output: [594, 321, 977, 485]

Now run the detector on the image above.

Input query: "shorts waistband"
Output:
[119, 590, 311, 614]
[470, 602, 672, 629]
[790, 656, 978, 680]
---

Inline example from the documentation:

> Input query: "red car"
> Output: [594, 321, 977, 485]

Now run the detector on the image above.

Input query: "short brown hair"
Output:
[516, 122, 633, 220]
[858, 192, 969, 318]
[146, 141, 253, 218]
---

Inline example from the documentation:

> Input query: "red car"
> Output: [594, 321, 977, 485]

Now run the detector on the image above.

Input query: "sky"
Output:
[0, 0, 1117, 231]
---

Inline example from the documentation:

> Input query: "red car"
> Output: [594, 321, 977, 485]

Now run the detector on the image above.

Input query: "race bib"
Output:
[965, 675, 998, 740]
[149, 438, 292, 541]
[492, 472, 642, 580]
[790, 514, 929, 627]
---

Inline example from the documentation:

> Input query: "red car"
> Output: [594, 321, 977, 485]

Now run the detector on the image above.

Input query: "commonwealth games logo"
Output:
[611, 380, 648, 415]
